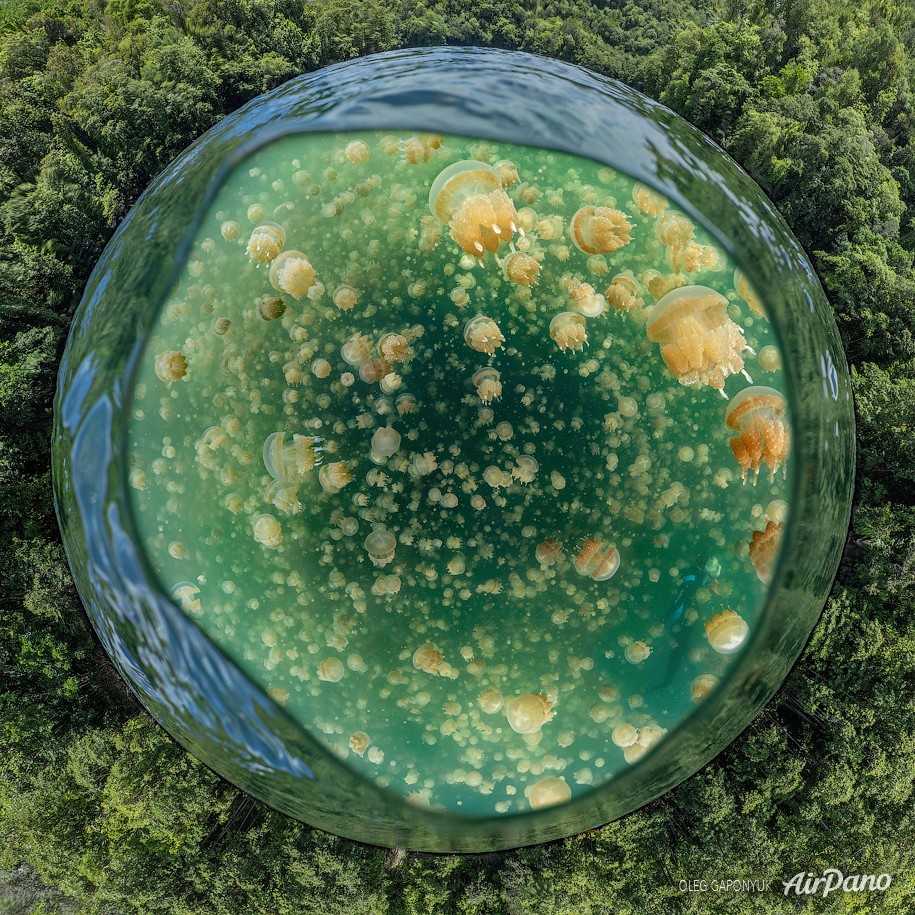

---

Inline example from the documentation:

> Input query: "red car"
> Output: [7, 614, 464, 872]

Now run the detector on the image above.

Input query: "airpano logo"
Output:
[783, 869, 892, 897]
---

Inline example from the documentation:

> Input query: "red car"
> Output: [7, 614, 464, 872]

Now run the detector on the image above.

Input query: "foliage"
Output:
[1, 0, 914, 912]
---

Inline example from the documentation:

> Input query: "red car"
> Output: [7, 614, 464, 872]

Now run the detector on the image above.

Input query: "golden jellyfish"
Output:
[624, 640, 651, 664]
[568, 281, 607, 318]
[252, 513, 283, 549]
[371, 426, 401, 459]
[511, 455, 539, 484]
[631, 182, 668, 217]
[333, 284, 359, 312]
[317, 657, 345, 682]
[268, 250, 317, 299]
[262, 432, 318, 481]
[472, 367, 502, 404]
[246, 222, 285, 263]
[170, 582, 201, 615]
[535, 539, 562, 566]
[379, 373, 402, 394]
[349, 732, 369, 756]
[311, 358, 331, 379]
[641, 268, 686, 301]
[646, 284, 750, 392]
[500, 250, 541, 286]
[477, 688, 503, 714]
[154, 351, 187, 383]
[494, 158, 520, 187]
[396, 393, 417, 415]
[364, 528, 396, 567]
[611, 723, 639, 748]
[655, 211, 694, 249]
[724, 386, 790, 482]
[319, 461, 352, 495]
[464, 315, 505, 355]
[549, 312, 587, 352]
[378, 332, 412, 363]
[265, 479, 300, 515]
[257, 295, 286, 321]
[526, 776, 572, 810]
[705, 610, 749, 654]
[691, 674, 719, 702]
[749, 520, 784, 584]
[412, 642, 444, 675]
[505, 693, 555, 735]
[428, 160, 519, 256]
[344, 139, 370, 164]
[734, 267, 765, 315]
[341, 333, 373, 366]
[604, 272, 642, 313]
[220, 220, 239, 241]
[573, 539, 620, 581]
[569, 205, 632, 255]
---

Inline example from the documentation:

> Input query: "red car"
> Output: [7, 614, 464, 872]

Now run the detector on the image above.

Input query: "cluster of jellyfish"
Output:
[127, 129, 791, 815]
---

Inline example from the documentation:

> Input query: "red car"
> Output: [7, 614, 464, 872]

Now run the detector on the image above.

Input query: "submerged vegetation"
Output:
[1, 0, 913, 911]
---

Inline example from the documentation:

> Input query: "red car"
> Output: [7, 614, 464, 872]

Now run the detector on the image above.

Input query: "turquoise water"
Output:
[125, 130, 791, 815]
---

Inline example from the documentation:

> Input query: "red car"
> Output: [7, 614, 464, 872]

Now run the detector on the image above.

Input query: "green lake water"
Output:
[125, 130, 791, 815]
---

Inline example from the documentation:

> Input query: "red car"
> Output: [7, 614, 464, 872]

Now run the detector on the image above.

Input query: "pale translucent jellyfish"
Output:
[511, 455, 539, 484]
[345, 140, 370, 164]
[569, 205, 632, 254]
[371, 426, 401, 458]
[494, 158, 519, 187]
[311, 358, 331, 379]
[246, 222, 285, 263]
[412, 643, 444, 675]
[638, 724, 667, 749]
[535, 539, 562, 566]
[604, 272, 643, 313]
[364, 528, 396, 567]
[411, 452, 438, 476]
[319, 462, 352, 495]
[317, 657, 345, 682]
[624, 743, 649, 764]
[268, 250, 318, 299]
[154, 351, 187, 382]
[472, 367, 502, 404]
[549, 312, 587, 352]
[631, 182, 668, 217]
[265, 479, 300, 515]
[482, 465, 504, 488]
[568, 281, 606, 318]
[379, 373, 402, 394]
[477, 688, 503, 714]
[378, 333, 411, 363]
[691, 674, 719, 702]
[725, 386, 790, 482]
[646, 285, 750, 391]
[505, 693, 554, 734]
[464, 315, 505, 355]
[749, 520, 784, 584]
[220, 220, 239, 241]
[349, 732, 369, 755]
[758, 345, 782, 372]
[341, 333, 373, 366]
[526, 776, 571, 810]
[428, 160, 519, 256]
[257, 295, 286, 321]
[705, 610, 750, 654]
[611, 723, 639, 748]
[170, 582, 201, 615]
[500, 250, 541, 286]
[252, 513, 282, 549]
[655, 211, 694, 249]
[333, 284, 359, 312]
[396, 393, 417, 415]
[573, 540, 620, 581]
[262, 432, 318, 481]
[734, 267, 765, 315]
[624, 641, 651, 664]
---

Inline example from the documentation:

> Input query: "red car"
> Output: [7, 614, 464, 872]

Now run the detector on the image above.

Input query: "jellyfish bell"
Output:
[252, 513, 283, 549]
[378, 333, 412, 363]
[319, 461, 353, 495]
[257, 295, 286, 321]
[568, 281, 607, 318]
[646, 284, 750, 391]
[631, 182, 668, 217]
[604, 272, 643, 313]
[268, 249, 317, 299]
[317, 657, 345, 682]
[333, 284, 359, 312]
[500, 250, 541, 287]
[705, 610, 750, 654]
[412, 642, 444, 675]
[749, 520, 784, 584]
[170, 582, 201, 615]
[549, 312, 587, 352]
[341, 333, 373, 366]
[734, 267, 765, 315]
[371, 426, 401, 459]
[569, 205, 632, 255]
[349, 732, 369, 755]
[690, 674, 719, 702]
[472, 367, 502, 404]
[535, 539, 562, 567]
[364, 528, 396, 567]
[574, 539, 620, 581]
[154, 351, 188, 383]
[246, 222, 286, 264]
[428, 159, 519, 256]
[724, 386, 790, 483]
[265, 479, 301, 515]
[262, 431, 319, 481]
[505, 693, 554, 735]
[624, 640, 651, 664]
[611, 723, 639, 748]
[526, 776, 571, 810]
[464, 315, 505, 355]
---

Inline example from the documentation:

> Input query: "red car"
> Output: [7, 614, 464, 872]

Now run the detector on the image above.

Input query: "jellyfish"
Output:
[341, 333, 373, 366]
[511, 456, 539, 484]
[371, 426, 401, 460]
[749, 520, 784, 584]
[611, 723, 639, 748]
[573, 540, 620, 581]
[472, 367, 502, 404]
[568, 281, 607, 318]
[345, 140, 370, 164]
[349, 732, 369, 755]
[631, 182, 668, 217]
[691, 674, 719, 702]
[319, 462, 352, 495]
[526, 776, 571, 810]
[477, 688, 503, 714]
[428, 160, 519, 256]
[317, 657, 345, 682]
[655, 211, 694, 249]
[268, 249, 317, 299]
[624, 641, 651, 664]
[734, 268, 765, 315]
[645, 284, 750, 392]
[378, 333, 412, 363]
[549, 312, 587, 352]
[705, 610, 749, 654]
[724, 386, 790, 482]
[154, 351, 187, 383]
[500, 250, 541, 286]
[364, 528, 396, 567]
[263, 432, 318, 481]
[333, 284, 359, 312]
[170, 582, 201, 615]
[252, 513, 283, 549]
[246, 222, 285, 264]
[464, 315, 505, 355]
[569, 206, 632, 255]
[535, 539, 562, 566]
[604, 272, 643, 313]
[265, 479, 300, 515]
[505, 693, 554, 734]
[413, 643, 444, 675]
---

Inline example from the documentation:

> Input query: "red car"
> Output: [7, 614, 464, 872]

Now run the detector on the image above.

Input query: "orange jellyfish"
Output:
[319, 462, 352, 495]
[412, 643, 444, 674]
[535, 539, 562, 566]
[734, 267, 765, 316]
[724, 386, 790, 482]
[705, 610, 749, 654]
[749, 520, 784, 583]
[500, 250, 541, 286]
[569, 206, 632, 255]
[631, 182, 668, 217]
[526, 777, 571, 810]
[472, 367, 502, 404]
[155, 351, 187, 382]
[246, 222, 285, 264]
[604, 272, 643, 313]
[505, 693, 554, 734]
[364, 528, 396, 567]
[549, 312, 587, 352]
[574, 540, 620, 581]
[378, 332, 412, 363]
[262, 432, 318, 481]
[268, 250, 317, 299]
[645, 284, 750, 392]
[428, 160, 519, 257]
[464, 315, 505, 355]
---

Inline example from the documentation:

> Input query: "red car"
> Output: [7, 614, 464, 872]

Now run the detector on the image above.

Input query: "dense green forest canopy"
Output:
[1, 0, 914, 911]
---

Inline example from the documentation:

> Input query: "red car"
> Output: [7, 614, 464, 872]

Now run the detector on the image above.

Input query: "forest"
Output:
[1, 0, 914, 911]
